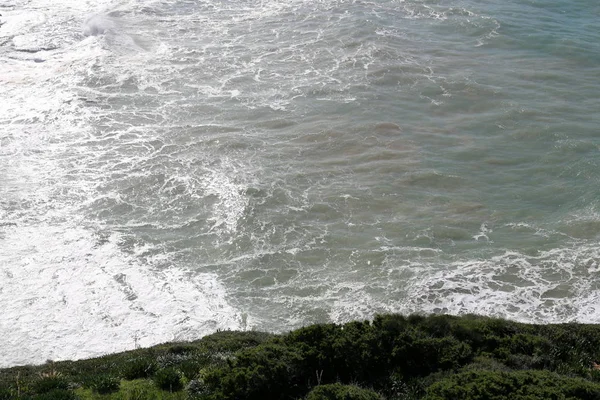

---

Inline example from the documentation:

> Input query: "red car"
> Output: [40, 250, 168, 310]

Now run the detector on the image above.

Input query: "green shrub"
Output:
[0, 387, 12, 400]
[157, 353, 191, 369]
[30, 388, 78, 400]
[177, 358, 206, 380]
[305, 383, 383, 400]
[32, 376, 69, 394]
[392, 335, 473, 377]
[186, 379, 210, 398]
[121, 358, 157, 380]
[203, 343, 305, 400]
[424, 370, 600, 400]
[198, 331, 274, 354]
[281, 320, 390, 386]
[89, 375, 120, 394]
[153, 368, 183, 392]
[460, 356, 512, 373]
[168, 345, 197, 355]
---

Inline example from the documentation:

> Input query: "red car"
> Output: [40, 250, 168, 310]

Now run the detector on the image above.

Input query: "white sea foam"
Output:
[398, 244, 600, 324]
[204, 166, 250, 235]
[83, 14, 117, 37]
[0, 225, 240, 367]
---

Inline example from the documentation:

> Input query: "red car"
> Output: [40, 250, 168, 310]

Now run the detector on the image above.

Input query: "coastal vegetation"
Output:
[3, 314, 600, 399]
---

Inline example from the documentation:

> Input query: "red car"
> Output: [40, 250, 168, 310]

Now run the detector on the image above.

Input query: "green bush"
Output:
[424, 370, 600, 400]
[281, 320, 390, 386]
[392, 335, 473, 377]
[177, 358, 206, 380]
[305, 383, 383, 400]
[460, 356, 512, 373]
[121, 358, 157, 380]
[0, 387, 12, 400]
[32, 376, 69, 394]
[153, 368, 183, 392]
[157, 353, 191, 369]
[89, 375, 120, 394]
[198, 331, 274, 354]
[203, 343, 305, 400]
[186, 379, 210, 398]
[166, 345, 194, 355]
[29, 388, 78, 400]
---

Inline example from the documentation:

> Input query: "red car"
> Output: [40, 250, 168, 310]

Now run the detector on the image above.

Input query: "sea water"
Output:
[1, 0, 599, 367]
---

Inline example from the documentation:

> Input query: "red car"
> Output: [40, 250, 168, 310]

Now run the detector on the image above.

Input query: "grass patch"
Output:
[75, 379, 187, 400]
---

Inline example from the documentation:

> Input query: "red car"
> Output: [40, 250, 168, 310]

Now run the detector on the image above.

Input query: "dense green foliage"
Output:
[27, 389, 78, 400]
[424, 370, 600, 400]
[153, 368, 183, 392]
[88, 375, 120, 395]
[0, 387, 11, 400]
[2, 315, 600, 399]
[120, 358, 157, 380]
[305, 383, 382, 400]
[32, 376, 70, 394]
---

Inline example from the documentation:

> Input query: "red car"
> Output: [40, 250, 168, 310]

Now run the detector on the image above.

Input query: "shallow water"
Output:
[1, 0, 599, 367]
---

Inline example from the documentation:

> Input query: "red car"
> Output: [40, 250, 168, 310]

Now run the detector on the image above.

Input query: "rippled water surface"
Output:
[1, 0, 599, 366]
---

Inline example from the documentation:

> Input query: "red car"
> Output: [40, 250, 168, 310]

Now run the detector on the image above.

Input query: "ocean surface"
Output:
[1, 0, 599, 367]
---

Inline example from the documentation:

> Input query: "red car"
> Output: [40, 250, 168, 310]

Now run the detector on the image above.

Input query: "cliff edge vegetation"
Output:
[3, 314, 600, 399]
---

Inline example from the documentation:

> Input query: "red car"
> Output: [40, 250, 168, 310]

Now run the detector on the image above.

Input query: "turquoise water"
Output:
[1, 0, 599, 366]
